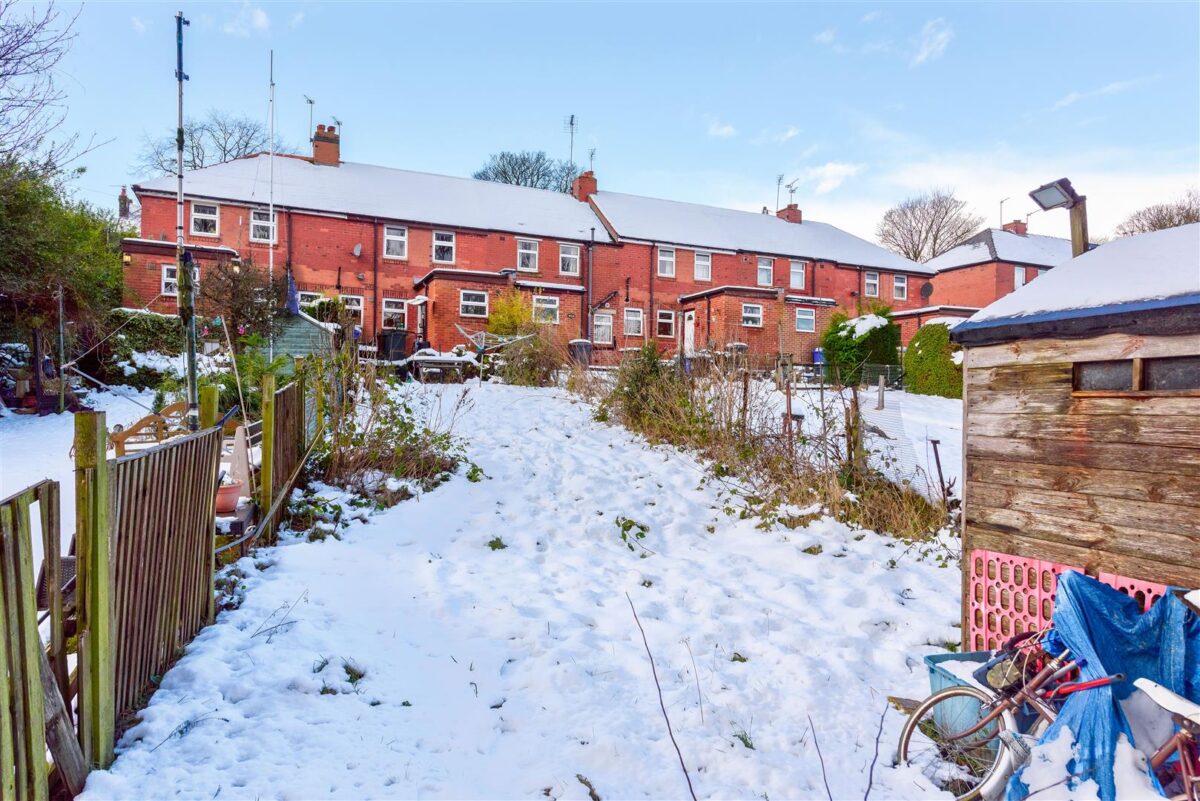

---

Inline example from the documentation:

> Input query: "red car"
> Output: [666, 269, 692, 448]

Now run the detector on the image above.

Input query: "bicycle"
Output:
[895, 631, 1123, 800]
[1135, 678, 1200, 801]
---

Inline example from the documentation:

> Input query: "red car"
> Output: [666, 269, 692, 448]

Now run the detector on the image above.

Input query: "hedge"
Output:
[903, 322, 963, 399]
[819, 308, 900, 385]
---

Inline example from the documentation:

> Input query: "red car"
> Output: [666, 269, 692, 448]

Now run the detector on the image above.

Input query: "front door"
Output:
[683, 310, 696, 356]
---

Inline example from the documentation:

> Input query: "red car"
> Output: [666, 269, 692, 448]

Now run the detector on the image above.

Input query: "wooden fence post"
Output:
[876, 373, 885, 410]
[75, 411, 114, 769]
[200, 384, 219, 429]
[260, 373, 276, 542]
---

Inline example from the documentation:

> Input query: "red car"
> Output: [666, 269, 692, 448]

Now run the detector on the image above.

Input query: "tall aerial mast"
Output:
[175, 10, 199, 431]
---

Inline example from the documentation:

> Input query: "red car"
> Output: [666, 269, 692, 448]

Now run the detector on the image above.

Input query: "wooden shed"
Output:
[951, 223, 1200, 651]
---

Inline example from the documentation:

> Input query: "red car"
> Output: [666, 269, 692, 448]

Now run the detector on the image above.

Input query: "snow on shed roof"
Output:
[136, 155, 613, 243]
[590, 191, 928, 273]
[966, 223, 1200, 325]
[925, 228, 1074, 271]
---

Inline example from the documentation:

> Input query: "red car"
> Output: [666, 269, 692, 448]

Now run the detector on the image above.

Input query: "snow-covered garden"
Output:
[33, 381, 965, 800]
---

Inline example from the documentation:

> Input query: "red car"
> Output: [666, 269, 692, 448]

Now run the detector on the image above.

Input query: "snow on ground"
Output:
[0, 388, 155, 568]
[80, 383, 961, 801]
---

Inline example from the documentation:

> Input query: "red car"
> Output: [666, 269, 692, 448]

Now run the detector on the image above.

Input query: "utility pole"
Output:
[57, 284, 66, 413]
[268, 50, 276, 359]
[175, 10, 199, 432]
[1069, 198, 1089, 257]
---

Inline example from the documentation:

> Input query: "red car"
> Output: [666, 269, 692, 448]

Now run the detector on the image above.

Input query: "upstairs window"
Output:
[790, 260, 806, 290]
[741, 303, 763, 328]
[624, 307, 644, 336]
[1074, 356, 1200, 395]
[559, 243, 581, 276]
[864, 271, 880, 297]
[384, 226, 408, 260]
[694, 252, 712, 282]
[433, 231, 456, 264]
[459, 290, 488, 318]
[1014, 266, 1027, 288]
[656, 309, 675, 338]
[190, 202, 219, 236]
[250, 209, 276, 243]
[657, 247, 676, 278]
[795, 308, 816, 333]
[381, 298, 407, 329]
[532, 295, 559, 324]
[894, 274, 908, 301]
[518, 239, 539, 272]
[757, 257, 774, 287]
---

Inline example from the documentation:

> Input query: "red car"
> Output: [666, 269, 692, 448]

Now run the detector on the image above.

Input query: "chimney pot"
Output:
[1002, 219, 1028, 236]
[312, 122, 341, 167]
[776, 203, 803, 224]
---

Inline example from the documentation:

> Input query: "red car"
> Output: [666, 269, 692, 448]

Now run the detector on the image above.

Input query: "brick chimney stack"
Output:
[118, 186, 131, 220]
[571, 170, 597, 202]
[1002, 219, 1028, 236]
[776, 203, 803, 224]
[313, 124, 341, 166]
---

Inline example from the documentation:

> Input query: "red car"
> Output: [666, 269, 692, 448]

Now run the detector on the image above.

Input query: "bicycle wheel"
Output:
[896, 685, 1018, 801]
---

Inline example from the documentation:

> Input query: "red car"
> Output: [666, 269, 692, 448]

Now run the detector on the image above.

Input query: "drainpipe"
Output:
[586, 227, 595, 340]
[371, 218, 380, 343]
[648, 242, 655, 342]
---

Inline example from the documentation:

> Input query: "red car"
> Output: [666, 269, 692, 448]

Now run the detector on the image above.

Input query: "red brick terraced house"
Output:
[122, 125, 936, 363]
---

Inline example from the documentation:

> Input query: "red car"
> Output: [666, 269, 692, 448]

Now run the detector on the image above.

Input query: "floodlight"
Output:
[1029, 178, 1081, 211]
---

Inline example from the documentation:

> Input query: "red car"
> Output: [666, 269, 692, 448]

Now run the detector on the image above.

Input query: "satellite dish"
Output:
[920, 282, 934, 300]
[352, 243, 362, 257]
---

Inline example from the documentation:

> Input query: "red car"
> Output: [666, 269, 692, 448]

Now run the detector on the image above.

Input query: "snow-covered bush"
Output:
[903, 323, 963, 399]
[819, 309, 900, 386]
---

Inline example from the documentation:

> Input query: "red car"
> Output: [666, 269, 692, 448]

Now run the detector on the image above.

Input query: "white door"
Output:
[683, 311, 696, 356]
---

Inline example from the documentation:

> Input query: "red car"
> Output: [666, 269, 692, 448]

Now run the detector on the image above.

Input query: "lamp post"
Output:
[1029, 177, 1089, 258]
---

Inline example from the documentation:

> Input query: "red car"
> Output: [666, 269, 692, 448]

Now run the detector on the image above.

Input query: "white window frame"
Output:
[340, 294, 364, 325]
[1014, 265, 1027, 288]
[694, 251, 712, 282]
[459, 289, 488, 318]
[517, 239, 540, 273]
[433, 231, 456, 264]
[190, 202, 219, 237]
[795, 308, 816, 333]
[532, 295, 560, 324]
[381, 298, 407, 330]
[297, 291, 323, 306]
[624, 307, 645, 337]
[559, 243, 581, 276]
[593, 311, 614, 345]
[741, 303, 763, 328]
[893, 274, 908, 301]
[757, 257, 774, 287]
[864, 271, 880, 298]
[250, 209, 276, 244]
[383, 225, 408, 260]
[789, 259, 807, 290]
[161, 263, 198, 297]
[655, 309, 675, 339]
[657, 247, 676, 278]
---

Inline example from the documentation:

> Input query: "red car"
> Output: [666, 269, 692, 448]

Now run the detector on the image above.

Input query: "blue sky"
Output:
[59, 1, 1199, 241]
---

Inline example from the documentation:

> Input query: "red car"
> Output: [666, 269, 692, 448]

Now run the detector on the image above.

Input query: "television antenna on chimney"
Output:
[304, 95, 315, 141]
[588, 147, 596, 172]
[564, 114, 577, 165]
[332, 116, 342, 136]
[785, 178, 800, 205]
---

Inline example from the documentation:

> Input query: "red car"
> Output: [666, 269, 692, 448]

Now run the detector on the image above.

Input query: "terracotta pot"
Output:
[215, 480, 244, 514]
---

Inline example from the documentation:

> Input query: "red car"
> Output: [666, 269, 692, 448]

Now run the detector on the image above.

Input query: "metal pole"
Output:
[58, 283, 66, 413]
[268, 50, 276, 359]
[175, 10, 198, 431]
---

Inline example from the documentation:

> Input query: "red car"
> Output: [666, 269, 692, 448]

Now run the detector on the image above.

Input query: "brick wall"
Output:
[928, 261, 1046, 309]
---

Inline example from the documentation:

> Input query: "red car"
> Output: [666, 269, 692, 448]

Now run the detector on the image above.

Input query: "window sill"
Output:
[382, 256, 409, 263]
[1072, 390, 1200, 399]
[190, 231, 220, 239]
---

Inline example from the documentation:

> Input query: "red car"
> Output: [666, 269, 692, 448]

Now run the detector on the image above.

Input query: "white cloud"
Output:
[753, 126, 802, 145]
[860, 10, 881, 23]
[131, 16, 147, 34]
[1052, 79, 1142, 110]
[911, 18, 953, 67]
[801, 161, 865, 194]
[290, 11, 306, 28]
[223, 2, 270, 37]
[706, 119, 737, 139]
[813, 28, 837, 45]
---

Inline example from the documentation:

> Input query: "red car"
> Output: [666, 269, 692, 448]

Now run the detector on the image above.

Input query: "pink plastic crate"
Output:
[966, 549, 1167, 652]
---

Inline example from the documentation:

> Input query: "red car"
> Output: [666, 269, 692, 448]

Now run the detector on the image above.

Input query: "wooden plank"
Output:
[967, 435, 1200, 477]
[0, 520, 16, 801]
[965, 524, 1200, 589]
[965, 362, 1072, 391]
[9, 497, 50, 800]
[38, 481, 69, 723]
[75, 411, 114, 769]
[968, 332, 1200, 369]
[966, 387, 1072, 415]
[260, 373, 276, 543]
[1, 504, 30, 801]
[39, 645, 87, 796]
[967, 457, 1200, 507]
[968, 504, 1200, 566]
[971, 483, 1200, 540]
[967, 412, 1200, 449]
[199, 384, 219, 430]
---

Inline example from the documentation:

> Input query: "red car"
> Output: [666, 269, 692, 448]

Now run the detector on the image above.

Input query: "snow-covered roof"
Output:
[136, 155, 613, 244]
[925, 228, 1074, 271]
[591, 191, 928, 273]
[956, 224, 1200, 339]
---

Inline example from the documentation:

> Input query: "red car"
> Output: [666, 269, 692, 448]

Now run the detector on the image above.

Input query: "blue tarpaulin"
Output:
[1008, 571, 1200, 800]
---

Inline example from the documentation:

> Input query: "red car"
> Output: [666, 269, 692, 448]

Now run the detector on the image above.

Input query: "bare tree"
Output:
[0, 1, 78, 162]
[876, 190, 984, 263]
[1115, 188, 1200, 237]
[135, 110, 292, 176]
[473, 150, 579, 193]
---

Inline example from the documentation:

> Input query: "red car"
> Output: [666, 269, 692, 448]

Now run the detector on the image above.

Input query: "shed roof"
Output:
[591, 191, 928, 273]
[953, 223, 1200, 345]
[136, 155, 613, 244]
[925, 228, 1074, 271]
